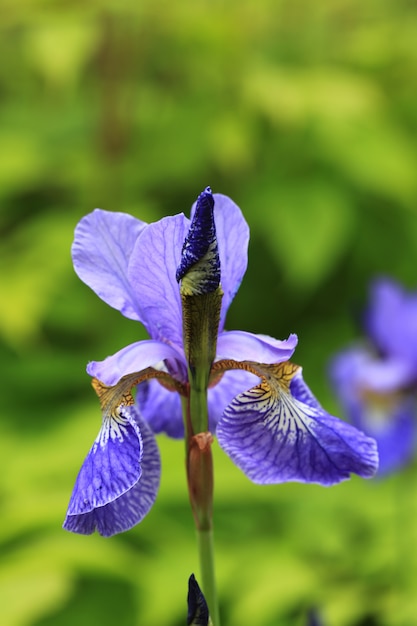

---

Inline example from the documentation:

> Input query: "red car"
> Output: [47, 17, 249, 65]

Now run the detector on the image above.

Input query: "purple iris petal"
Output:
[366, 278, 417, 369]
[87, 339, 184, 385]
[362, 401, 416, 475]
[63, 406, 160, 536]
[216, 330, 298, 363]
[208, 369, 259, 432]
[211, 194, 250, 332]
[217, 368, 378, 485]
[331, 346, 416, 474]
[128, 214, 189, 346]
[65, 406, 142, 516]
[332, 345, 414, 398]
[136, 378, 184, 438]
[72, 209, 147, 320]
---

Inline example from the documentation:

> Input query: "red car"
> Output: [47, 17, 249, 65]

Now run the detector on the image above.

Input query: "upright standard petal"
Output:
[72, 209, 147, 320]
[365, 278, 417, 368]
[212, 194, 250, 331]
[64, 407, 160, 536]
[128, 214, 189, 347]
[216, 362, 378, 485]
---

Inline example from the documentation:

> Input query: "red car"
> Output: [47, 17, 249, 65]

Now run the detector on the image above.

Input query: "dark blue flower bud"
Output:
[176, 187, 220, 295]
[187, 574, 210, 625]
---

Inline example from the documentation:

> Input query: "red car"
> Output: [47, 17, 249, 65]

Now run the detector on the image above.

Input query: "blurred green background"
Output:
[2, 1, 417, 624]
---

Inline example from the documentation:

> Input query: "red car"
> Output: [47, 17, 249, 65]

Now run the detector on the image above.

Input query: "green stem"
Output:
[189, 369, 209, 434]
[197, 528, 220, 626]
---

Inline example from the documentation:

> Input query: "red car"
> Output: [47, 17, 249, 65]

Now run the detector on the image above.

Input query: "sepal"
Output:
[63, 406, 160, 536]
[63, 368, 175, 536]
[215, 360, 379, 485]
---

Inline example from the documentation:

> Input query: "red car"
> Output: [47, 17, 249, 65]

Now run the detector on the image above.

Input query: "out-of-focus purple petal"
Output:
[366, 278, 417, 369]
[217, 368, 378, 485]
[331, 345, 415, 395]
[359, 400, 416, 475]
[63, 407, 160, 536]
[216, 330, 298, 363]
[136, 378, 184, 438]
[87, 339, 184, 385]
[331, 346, 416, 475]
[72, 209, 147, 320]
[128, 214, 189, 347]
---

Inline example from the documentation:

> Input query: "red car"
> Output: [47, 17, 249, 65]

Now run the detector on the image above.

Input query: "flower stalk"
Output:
[177, 187, 223, 625]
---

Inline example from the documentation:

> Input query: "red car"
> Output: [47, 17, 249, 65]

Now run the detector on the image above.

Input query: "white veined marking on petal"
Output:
[93, 409, 130, 451]
[278, 389, 318, 443]
[233, 383, 318, 444]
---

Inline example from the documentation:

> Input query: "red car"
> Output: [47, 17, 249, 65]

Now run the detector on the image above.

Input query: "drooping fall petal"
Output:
[216, 361, 378, 485]
[63, 406, 160, 536]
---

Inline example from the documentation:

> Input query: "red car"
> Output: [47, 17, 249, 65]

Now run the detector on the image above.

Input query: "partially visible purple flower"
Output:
[331, 278, 417, 475]
[365, 279, 417, 373]
[187, 574, 210, 626]
[306, 608, 324, 626]
[64, 189, 378, 536]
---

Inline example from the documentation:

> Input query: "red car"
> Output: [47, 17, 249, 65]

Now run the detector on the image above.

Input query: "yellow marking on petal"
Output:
[92, 367, 186, 418]
[210, 359, 300, 391]
[359, 386, 404, 410]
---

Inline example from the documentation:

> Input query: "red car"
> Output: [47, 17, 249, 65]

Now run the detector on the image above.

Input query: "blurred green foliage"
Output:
[1, 1, 417, 624]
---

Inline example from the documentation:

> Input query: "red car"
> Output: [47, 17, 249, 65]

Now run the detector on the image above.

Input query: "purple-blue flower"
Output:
[331, 278, 417, 475]
[64, 188, 378, 536]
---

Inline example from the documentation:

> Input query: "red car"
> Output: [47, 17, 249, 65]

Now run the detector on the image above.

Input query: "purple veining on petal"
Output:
[65, 406, 142, 517]
[217, 368, 378, 485]
[63, 407, 160, 536]
[128, 214, 189, 347]
[208, 369, 259, 432]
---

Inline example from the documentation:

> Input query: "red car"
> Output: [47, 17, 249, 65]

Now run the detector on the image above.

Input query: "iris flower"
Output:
[331, 278, 417, 475]
[64, 188, 378, 536]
